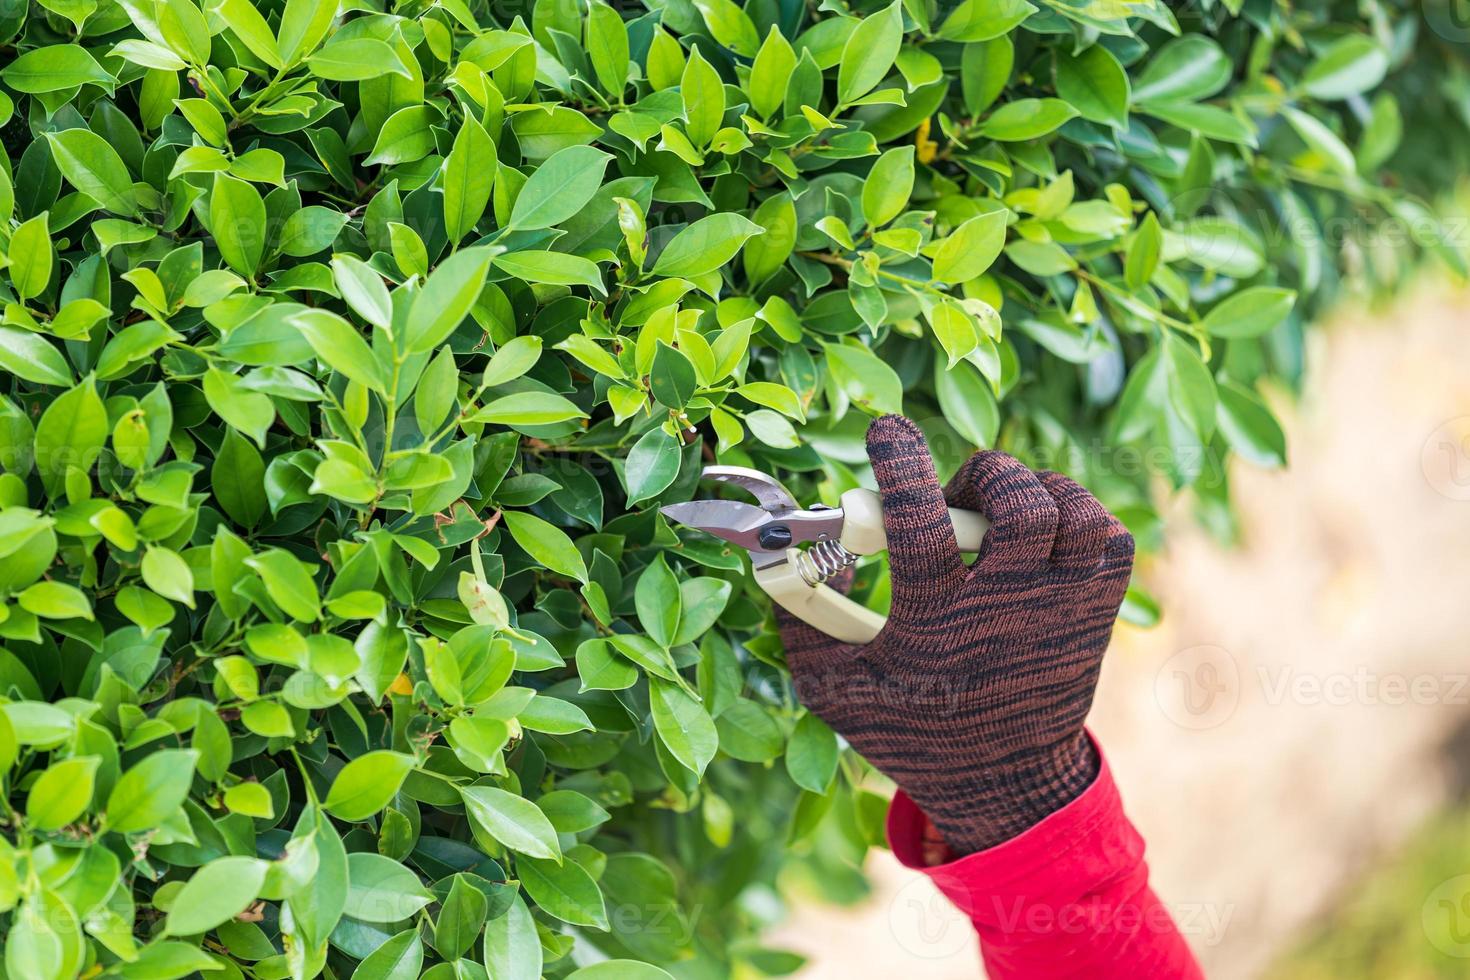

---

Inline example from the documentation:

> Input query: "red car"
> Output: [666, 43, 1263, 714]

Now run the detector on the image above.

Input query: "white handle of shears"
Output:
[755, 488, 989, 644]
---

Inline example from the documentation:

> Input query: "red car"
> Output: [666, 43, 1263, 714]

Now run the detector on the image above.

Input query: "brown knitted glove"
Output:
[778, 415, 1134, 854]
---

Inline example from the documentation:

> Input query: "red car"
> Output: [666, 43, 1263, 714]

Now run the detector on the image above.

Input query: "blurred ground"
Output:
[769, 286, 1470, 978]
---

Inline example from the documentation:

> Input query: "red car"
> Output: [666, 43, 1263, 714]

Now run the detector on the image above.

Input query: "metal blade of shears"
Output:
[659, 499, 775, 552]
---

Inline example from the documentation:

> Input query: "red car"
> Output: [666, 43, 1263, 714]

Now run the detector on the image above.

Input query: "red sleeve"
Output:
[886, 735, 1204, 979]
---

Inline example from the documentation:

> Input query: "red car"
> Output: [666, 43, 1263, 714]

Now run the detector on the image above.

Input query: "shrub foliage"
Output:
[0, 0, 1447, 975]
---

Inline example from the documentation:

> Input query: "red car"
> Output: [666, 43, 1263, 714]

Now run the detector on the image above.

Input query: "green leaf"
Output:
[1, 45, 113, 93]
[34, 376, 107, 496]
[18, 581, 93, 620]
[672, 577, 731, 645]
[350, 930, 423, 980]
[26, 756, 98, 830]
[323, 751, 415, 820]
[931, 210, 1008, 284]
[652, 213, 764, 278]
[503, 510, 588, 582]
[938, 0, 1035, 41]
[681, 47, 725, 147]
[343, 853, 435, 923]
[495, 250, 605, 293]
[1281, 106, 1356, 177]
[407, 247, 496, 354]
[715, 700, 783, 762]
[165, 857, 268, 936]
[977, 98, 1078, 140]
[786, 713, 839, 793]
[210, 173, 267, 277]
[244, 549, 322, 621]
[106, 748, 199, 833]
[366, 106, 437, 166]
[482, 335, 544, 387]
[444, 115, 497, 244]
[461, 785, 562, 860]
[471, 391, 586, 426]
[9, 213, 52, 301]
[1302, 35, 1387, 101]
[862, 146, 915, 228]
[649, 342, 697, 408]
[1132, 36, 1230, 104]
[517, 855, 609, 929]
[1202, 287, 1296, 338]
[635, 554, 681, 647]
[935, 357, 999, 447]
[277, 0, 337, 65]
[434, 873, 488, 960]
[744, 193, 797, 285]
[838, 0, 903, 104]
[1124, 212, 1163, 289]
[576, 639, 639, 691]
[625, 426, 680, 503]
[649, 678, 718, 777]
[212, 0, 283, 67]
[749, 27, 796, 118]
[291, 309, 384, 392]
[142, 546, 195, 608]
[308, 38, 411, 80]
[508, 145, 612, 231]
[278, 206, 347, 255]
[586, 2, 631, 94]
[1054, 45, 1129, 129]
[823, 342, 904, 415]
[1162, 332, 1217, 441]
[332, 254, 394, 330]
[45, 129, 138, 215]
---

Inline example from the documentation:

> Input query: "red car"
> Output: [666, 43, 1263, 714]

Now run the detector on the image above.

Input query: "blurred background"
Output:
[762, 278, 1470, 979]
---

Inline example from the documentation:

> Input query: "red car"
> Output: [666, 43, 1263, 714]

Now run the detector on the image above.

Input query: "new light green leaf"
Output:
[290, 309, 385, 392]
[652, 213, 764, 278]
[26, 756, 99, 830]
[931, 210, 1008, 284]
[471, 391, 586, 425]
[106, 748, 199, 833]
[323, 750, 415, 820]
[407, 247, 497, 353]
[165, 857, 268, 936]
[862, 146, 915, 229]
[837, 0, 903, 104]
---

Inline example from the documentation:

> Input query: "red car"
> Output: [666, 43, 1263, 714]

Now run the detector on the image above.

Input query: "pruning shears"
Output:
[661, 467, 989, 644]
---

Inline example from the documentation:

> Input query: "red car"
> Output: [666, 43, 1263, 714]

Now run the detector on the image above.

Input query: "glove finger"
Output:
[1037, 471, 1111, 571]
[945, 451, 1058, 573]
[866, 415, 968, 604]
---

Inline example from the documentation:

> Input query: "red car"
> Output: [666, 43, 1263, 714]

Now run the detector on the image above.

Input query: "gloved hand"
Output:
[778, 415, 1134, 855]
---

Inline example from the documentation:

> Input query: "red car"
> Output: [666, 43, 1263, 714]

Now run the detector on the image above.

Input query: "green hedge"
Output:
[0, 0, 1450, 975]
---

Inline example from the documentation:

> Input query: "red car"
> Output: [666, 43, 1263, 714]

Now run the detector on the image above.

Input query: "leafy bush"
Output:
[0, 0, 1451, 975]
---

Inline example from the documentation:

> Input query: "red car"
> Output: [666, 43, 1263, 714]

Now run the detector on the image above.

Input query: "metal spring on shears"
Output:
[794, 539, 860, 587]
